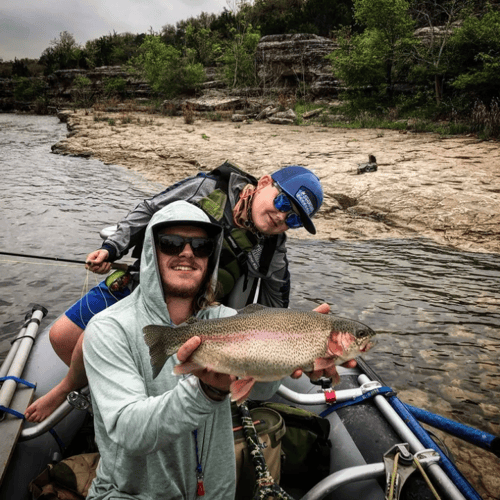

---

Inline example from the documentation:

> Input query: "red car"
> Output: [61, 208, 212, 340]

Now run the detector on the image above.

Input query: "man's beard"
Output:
[162, 269, 209, 299]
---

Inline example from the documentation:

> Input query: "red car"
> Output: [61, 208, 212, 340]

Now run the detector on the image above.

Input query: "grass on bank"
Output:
[78, 94, 499, 141]
[291, 98, 499, 140]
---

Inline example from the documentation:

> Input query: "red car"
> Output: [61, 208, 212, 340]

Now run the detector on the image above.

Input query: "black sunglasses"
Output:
[157, 234, 215, 258]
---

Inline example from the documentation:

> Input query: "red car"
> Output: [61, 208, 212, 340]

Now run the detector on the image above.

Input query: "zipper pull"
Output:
[196, 471, 205, 496]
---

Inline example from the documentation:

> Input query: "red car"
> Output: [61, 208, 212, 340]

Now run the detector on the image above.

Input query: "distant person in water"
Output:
[25, 161, 327, 422]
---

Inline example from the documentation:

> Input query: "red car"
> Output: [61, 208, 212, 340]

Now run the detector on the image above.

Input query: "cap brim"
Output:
[279, 187, 317, 235]
[153, 220, 223, 238]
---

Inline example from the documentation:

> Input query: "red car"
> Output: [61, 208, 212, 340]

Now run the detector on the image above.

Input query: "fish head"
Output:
[326, 317, 376, 364]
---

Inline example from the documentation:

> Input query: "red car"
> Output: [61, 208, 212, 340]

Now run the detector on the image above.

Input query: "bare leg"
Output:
[49, 314, 84, 367]
[25, 332, 87, 423]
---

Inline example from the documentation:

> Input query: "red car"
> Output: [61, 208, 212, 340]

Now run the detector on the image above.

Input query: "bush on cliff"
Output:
[130, 35, 205, 98]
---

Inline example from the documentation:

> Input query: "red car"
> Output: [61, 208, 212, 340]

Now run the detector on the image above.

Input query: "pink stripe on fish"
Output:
[199, 330, 294, 343]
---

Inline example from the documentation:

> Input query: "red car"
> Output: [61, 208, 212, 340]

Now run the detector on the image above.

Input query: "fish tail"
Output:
[230, 377, 256, 405]
[143, 325, 185, 379]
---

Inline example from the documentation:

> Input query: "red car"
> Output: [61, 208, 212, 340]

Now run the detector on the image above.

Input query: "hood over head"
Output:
[139, 201, 224, 324]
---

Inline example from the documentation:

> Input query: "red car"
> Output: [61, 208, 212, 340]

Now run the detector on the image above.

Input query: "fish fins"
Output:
[230, 377, 256, 405]
[143, 324, 184, 379]
[312, 357, 340, 384]
[237, 304, 268, 315]
[312, 357, 336, 371]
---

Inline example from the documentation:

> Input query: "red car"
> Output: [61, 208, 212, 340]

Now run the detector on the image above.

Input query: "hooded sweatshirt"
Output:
[83, 201, 280, 500]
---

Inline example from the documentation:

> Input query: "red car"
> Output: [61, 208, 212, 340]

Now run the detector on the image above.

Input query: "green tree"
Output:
[12, 58, 31, 77]
[13, 77, 46, 101]
[185, 24, 222, 66]
[448, 8, 500, 103]
[220, 1, 261, 87]
[410, 0, 472, 104]
[328, 0, 416, 98]
[40, 31, 85, 74]
[131, 35, 205, 98]
[85, 32, 145, 68]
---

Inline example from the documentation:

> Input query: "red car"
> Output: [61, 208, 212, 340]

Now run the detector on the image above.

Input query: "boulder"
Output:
[184, 96, 243, 112]
[302, 108, 323, 119]
[268, 117, 294, 125]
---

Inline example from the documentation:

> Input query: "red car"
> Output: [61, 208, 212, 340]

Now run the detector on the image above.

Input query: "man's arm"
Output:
[97, 176, 215, 263]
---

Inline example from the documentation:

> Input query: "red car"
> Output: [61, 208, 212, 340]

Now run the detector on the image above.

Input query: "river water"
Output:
[1, 114, 499, 495]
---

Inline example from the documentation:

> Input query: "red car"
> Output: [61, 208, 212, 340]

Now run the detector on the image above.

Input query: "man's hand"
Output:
[85, 249, 111, 274]
[177, 337, 235, 400]
[291, 302, 358, 381]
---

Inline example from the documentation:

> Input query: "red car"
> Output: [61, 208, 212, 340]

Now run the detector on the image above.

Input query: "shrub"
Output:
[131, 35, 205, 98]
[104, 77, 127, 97]
[13, 77, 46, 101]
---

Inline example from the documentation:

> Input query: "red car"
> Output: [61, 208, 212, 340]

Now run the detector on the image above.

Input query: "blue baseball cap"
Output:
[271, 166, 323, 234]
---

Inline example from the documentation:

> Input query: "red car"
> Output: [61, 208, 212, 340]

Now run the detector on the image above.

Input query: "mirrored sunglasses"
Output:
[157, 234, 215, 258]
[273, 185, 303, 229]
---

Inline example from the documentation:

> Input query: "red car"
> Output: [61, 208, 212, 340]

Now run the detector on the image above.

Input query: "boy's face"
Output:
[251, 175, 300, 235]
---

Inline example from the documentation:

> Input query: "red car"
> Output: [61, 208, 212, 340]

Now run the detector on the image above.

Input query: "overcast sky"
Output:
[0, 0, 229, 61]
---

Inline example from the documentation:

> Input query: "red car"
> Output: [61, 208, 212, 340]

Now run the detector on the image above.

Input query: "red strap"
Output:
[325, 390, 337, 404]
[197, 479, 205, 496]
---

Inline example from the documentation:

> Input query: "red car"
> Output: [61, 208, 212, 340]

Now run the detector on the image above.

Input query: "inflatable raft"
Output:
[1, 305, 498, 500]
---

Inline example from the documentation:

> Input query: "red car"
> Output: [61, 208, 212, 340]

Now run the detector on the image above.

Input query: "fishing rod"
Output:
[0, 251, 128, 270]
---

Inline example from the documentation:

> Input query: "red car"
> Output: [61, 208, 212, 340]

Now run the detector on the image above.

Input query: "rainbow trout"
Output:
[143, 304, 376, 403]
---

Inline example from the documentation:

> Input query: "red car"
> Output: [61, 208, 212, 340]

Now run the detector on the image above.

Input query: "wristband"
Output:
[200, 381, 230, 401]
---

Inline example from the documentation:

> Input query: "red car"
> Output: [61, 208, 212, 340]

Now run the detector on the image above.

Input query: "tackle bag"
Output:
[29, 452, 100, 499]
[233, 404, 286, 500]
[261, 402, 332, 489]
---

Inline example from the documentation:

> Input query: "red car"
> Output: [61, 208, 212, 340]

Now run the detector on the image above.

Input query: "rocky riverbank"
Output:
[53, 109, 500, 255]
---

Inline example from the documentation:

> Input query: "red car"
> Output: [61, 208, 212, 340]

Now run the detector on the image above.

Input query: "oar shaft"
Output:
[0, 306, 47, 410]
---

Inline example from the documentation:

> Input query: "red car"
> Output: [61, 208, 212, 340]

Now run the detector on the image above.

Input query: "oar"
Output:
[0, 251, 128, 271]
[0, 306, 46, 484]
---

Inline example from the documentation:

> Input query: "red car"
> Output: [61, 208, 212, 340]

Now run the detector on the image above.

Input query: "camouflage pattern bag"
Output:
[29, 452, 100, 499]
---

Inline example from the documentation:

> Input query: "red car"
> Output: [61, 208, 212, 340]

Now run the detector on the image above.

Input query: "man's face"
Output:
[251, 175, 295, 235]
[156, 225, 210, 299]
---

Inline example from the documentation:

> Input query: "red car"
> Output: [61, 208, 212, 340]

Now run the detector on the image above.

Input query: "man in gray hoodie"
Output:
[82, 201, 285, 499]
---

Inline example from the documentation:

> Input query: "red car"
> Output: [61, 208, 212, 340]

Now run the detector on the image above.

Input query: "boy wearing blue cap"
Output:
[25, 161, 324, 422]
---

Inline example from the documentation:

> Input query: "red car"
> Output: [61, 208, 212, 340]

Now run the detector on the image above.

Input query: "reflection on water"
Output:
[1, 114, 499, 451]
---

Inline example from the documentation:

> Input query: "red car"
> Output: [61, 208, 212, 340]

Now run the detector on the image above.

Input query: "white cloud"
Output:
[0, 0, 228, 61]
